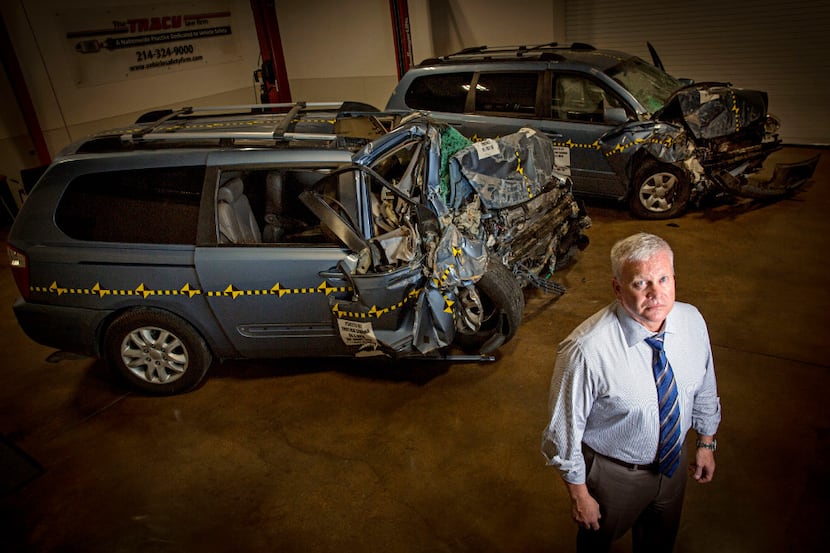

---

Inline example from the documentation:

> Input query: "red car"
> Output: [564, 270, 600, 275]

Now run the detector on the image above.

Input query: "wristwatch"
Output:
[696, 438, 717, 451]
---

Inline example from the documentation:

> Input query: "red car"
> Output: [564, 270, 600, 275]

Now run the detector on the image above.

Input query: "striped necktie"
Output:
[645, 333, 682, 477]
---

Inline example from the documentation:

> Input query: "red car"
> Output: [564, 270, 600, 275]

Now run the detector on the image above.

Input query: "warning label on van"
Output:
[337, 319, 378, 347]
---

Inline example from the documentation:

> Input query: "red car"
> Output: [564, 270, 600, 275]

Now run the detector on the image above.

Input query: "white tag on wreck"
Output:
[473, 139, 500, 160]
[337, 319, 378, 347]
[553, 146, 572, 176]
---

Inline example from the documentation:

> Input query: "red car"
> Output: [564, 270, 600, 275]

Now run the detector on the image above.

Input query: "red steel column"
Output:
[250, 0, 292, 104]
[0, 12, 51, 165]
[389, 0, 413, 80]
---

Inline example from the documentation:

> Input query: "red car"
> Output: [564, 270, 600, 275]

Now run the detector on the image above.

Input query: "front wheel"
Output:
[455, 260, 525, 354]
[629, 160, 691, 219]
[104, 309, 212, 395]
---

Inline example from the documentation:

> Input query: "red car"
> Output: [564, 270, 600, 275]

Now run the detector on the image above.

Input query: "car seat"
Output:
[217, 177, 262, 244]
[262, 171, 285, 242]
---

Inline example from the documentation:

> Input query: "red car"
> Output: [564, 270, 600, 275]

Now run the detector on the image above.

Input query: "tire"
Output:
[455, 260, 525, 354]
[629, 160, 691, 219]
[104, 309, 212, 395]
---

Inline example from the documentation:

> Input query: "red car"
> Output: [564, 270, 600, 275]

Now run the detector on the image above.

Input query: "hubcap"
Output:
[456, 287, 484, 333]
[120, 326, 188, 384]
[639, 172, 677, 213]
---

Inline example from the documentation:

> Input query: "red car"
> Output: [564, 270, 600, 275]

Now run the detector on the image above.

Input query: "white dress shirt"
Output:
[541, 301, 721, 484]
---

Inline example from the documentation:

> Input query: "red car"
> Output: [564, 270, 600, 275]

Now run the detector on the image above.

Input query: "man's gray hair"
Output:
[610, 233, 674, 280]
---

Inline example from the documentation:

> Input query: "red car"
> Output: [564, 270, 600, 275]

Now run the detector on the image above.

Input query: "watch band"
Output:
[696, 438, 717, 451]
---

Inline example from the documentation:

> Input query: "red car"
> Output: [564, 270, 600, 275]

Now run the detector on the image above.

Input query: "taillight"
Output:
[6, 245, 30, 300]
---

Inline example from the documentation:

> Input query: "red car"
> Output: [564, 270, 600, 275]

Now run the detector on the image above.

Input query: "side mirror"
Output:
[604, 107, 629, 125]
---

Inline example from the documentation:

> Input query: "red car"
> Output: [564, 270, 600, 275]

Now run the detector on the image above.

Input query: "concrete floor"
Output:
[1, 146, 828, 553]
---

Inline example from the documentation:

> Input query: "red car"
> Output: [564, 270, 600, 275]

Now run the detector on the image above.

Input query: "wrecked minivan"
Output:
[386, 42, 819, 219]
[6, 103, 589, 395]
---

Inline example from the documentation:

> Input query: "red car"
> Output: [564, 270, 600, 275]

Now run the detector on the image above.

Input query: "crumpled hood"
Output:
[655, 83, 769, 140]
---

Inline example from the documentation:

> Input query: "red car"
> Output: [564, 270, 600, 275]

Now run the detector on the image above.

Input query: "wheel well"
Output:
[95, 306, 215, 359]
[627, 154, 689, 198]
[623, 152, 654, 194]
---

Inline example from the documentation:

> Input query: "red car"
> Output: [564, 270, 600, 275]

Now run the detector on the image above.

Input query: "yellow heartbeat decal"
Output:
[330, 288, 441, 320]
[32, 279, 455, 321]
[729, 92, 741, 133]
[31, 280, 350, 300]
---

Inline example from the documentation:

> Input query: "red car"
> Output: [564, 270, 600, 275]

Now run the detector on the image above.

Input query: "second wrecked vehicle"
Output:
[386, 42, 819, 219]
[6, 103, 589, 395]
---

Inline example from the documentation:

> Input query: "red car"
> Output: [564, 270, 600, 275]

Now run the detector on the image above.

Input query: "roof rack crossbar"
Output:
[130, 106, 194, 139]
[119, 101, 355, 145]
[432, 41, 594, 61]
[274, 102, 306, 138]
[135, 130, 340, 143]
[180, 102, 345, 113]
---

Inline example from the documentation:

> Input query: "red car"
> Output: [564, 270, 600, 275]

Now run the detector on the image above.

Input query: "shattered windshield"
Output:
[606, 57, 683, 114]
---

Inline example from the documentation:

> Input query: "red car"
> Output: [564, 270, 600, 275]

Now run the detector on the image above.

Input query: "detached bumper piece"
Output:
[713, 154, 820, 199]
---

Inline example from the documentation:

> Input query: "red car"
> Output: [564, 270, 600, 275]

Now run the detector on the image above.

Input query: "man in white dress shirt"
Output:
[542, 232, 721, 553]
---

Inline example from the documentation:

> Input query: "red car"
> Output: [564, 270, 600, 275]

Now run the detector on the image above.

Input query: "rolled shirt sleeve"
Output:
[690, 318, 721, 437]
[541, 340, 592, 484]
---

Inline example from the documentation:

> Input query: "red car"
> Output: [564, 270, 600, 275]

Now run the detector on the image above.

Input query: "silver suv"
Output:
[386, 42, 818, 219]
[6, 103, 589, 395]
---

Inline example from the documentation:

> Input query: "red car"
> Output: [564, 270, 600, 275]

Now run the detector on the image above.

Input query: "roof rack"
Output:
[419, 42, 596, 64]
[119, 102, 362, 145]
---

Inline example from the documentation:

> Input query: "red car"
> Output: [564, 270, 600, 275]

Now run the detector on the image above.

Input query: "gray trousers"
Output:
[577, 446, 688, 553]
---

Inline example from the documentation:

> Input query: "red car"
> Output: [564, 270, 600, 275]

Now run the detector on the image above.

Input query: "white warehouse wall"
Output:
[0, 0, 564, 193]
[2, 0, 823, 202]
[0, 0, 263, 195]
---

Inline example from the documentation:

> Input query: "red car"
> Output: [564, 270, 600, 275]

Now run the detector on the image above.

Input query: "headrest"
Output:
[218, 177, 244, 202]
[266, 172, 283, 187]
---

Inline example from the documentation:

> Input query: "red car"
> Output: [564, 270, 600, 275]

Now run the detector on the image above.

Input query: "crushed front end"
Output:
[657, 84, 819, 199]
[308, 122, 590, 357]
[602, 83, 818, 210]
[447, 127, 591, 292]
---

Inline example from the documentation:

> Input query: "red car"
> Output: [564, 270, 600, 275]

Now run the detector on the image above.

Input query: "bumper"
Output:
[12, 298, 110, 358]
[712, 154, 820, 199]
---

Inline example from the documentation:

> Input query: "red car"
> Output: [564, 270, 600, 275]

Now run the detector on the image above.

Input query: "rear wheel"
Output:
[455, 260, 524, 354]
[629, 160, 691, 219]
[104, 309, 212, 395]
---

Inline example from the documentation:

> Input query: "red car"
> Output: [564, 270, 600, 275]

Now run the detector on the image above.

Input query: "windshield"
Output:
[606, 57, 683, 113]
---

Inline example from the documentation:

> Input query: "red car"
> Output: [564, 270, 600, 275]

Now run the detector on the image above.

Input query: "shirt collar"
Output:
[614, 301, 675, 348]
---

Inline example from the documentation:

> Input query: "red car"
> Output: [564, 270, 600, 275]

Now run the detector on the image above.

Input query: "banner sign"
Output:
[59, 3, 241, 86]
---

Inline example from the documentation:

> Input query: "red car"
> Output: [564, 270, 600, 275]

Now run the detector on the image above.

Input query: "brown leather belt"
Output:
[586, 445, 658, 471]
[602, 455, 659, 471]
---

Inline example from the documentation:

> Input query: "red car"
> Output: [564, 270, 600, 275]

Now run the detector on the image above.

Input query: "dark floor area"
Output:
[1, 147, 828, 552]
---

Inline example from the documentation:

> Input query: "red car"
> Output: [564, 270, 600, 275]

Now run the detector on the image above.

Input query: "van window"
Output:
[216, 169, 346, 246]
[552, 74, 623, 123]
[55, 166, 204, 244]
[405, 72, 473, 113]
[474, 72, 539, 116]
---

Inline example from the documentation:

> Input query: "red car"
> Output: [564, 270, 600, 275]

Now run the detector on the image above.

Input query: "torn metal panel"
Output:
[600, 121, 693, 178]
[449, 128, 558, 209]
[330, 259, 425, 355]
[657, 84, 769, 140]
[430, 223, 487, 289]
[411, 287, 457, 353]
